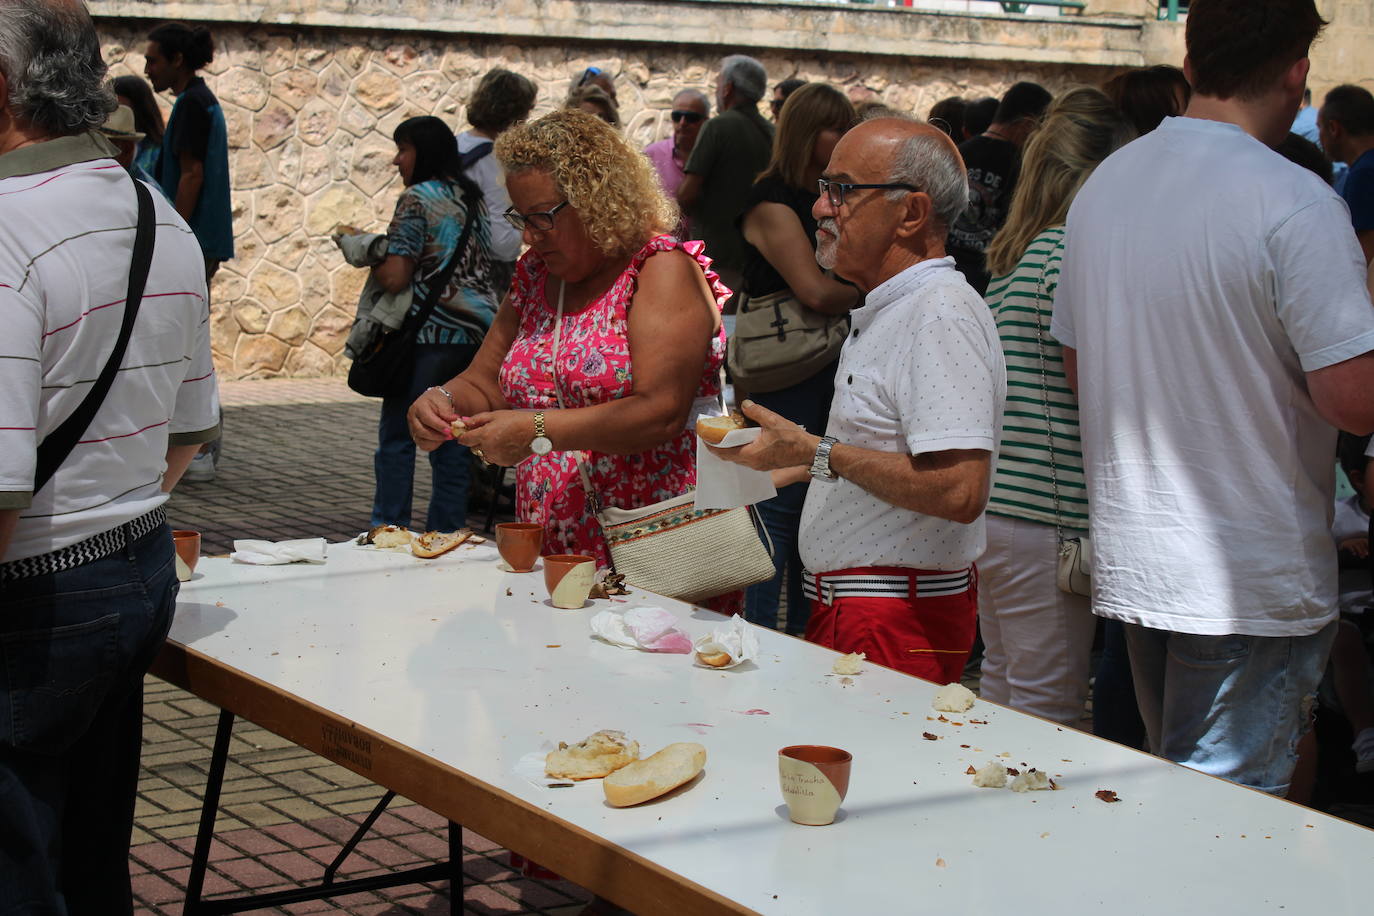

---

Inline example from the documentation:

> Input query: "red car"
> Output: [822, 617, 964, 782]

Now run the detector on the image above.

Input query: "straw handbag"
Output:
[550, 282, 774, 602]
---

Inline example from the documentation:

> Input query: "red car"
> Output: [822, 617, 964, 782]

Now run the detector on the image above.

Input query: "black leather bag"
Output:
[347, 189, 478, 399]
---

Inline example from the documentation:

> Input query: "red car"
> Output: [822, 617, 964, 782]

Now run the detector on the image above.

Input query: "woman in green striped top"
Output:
[977, 88, 1133, 726]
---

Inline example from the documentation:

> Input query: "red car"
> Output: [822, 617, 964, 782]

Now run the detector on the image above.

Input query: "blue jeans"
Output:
[373, 343, 479, 532]
[1123, 619, 1337, 795]
[0, 521, 178, 915]
[1092, 619, 1146, 748]
[743, 362, 837, 635]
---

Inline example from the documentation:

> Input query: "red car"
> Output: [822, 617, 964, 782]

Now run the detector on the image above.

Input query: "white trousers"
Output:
[977, 513, 1096, 726]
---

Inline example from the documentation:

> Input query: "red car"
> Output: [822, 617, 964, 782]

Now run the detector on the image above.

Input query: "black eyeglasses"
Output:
[817, 178, 921, 208]
[670, 110, 704, 124]
[503, 200, 570, 232]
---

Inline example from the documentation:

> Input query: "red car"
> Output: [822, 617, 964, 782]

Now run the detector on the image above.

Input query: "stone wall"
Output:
[99, 15, 1119, 378]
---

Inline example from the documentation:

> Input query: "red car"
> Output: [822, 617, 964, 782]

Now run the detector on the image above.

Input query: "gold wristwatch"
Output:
[530, 412, 553, 456]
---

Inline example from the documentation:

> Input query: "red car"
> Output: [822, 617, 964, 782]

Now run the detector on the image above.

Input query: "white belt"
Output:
[802, 568, 972, 604]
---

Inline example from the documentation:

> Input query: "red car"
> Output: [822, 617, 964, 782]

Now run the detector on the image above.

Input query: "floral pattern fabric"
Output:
[499, 235, 730, 568]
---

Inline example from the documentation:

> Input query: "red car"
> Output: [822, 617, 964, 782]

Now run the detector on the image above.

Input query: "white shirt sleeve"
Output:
[0, 284, 42, 503]
[1271, 195, 1374, 372]
[168, 279, 221, 443]
[896, 314, 999, 455]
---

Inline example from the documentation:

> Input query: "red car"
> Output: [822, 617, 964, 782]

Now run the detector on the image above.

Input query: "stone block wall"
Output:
[98, 19, 1111, 379]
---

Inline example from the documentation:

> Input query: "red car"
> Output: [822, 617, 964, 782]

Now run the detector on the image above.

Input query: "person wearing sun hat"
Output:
[99, 104, 158, 186]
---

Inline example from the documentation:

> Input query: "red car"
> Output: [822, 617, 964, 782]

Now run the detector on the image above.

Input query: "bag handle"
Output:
[33, 177, 156, 494]
[547, 279, 606, 516]
[397, 184, 481, 337]
[1029, 245, 1072, 545]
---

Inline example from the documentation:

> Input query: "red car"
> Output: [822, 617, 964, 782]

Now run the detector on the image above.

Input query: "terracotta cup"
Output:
[171, 529, 201, 582]
[495, 522, 543, 572]
[778, 745, 852, 826]
[543, 554, 596, 609]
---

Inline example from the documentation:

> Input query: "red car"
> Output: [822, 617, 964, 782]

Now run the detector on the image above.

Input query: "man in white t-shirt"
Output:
[712, 118, 1005, 682]
[0, 1, 219, 908]
[1051, 0, 1374, 794]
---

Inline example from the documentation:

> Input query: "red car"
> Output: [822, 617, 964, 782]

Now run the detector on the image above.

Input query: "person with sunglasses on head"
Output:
[709, 118, 1006, 682]
[643, 89, 710, 238]
[406, 110, 736, 610]
[732, 82, 859, 636]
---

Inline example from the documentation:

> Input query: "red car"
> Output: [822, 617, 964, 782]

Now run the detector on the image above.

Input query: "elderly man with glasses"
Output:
[644, 88, 710, 238]
[711, 118, 1006, 683]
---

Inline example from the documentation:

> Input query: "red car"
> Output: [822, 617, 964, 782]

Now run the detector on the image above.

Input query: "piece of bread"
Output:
[603, 742, 707, 807]
[545, 730, 640, 780]
[832, 652, 866, 675]
[367, 526, 414, 549]
[696, 649, 731, 668]
[411, 529, 472, 558]
[695, 413, 746, 445]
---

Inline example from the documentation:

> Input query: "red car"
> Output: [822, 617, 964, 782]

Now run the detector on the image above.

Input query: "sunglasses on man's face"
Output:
[671, 110, 704, 125]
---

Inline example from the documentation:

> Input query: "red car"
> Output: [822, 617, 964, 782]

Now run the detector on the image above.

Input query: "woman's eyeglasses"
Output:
[816, 178, 921, 208]
[503, 200, 570, 232]
[670, 110, 704, 125]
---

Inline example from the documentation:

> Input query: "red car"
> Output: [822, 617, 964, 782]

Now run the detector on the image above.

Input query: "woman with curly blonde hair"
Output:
[407, 109, 733, 580]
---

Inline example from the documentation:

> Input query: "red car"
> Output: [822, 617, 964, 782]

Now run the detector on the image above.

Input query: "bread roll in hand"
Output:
[695, 414, 747, 445]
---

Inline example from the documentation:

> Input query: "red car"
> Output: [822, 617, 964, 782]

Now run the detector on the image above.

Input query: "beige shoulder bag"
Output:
[550, 281, 774, 603]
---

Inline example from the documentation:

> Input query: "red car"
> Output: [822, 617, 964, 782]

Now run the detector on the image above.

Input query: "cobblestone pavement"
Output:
[135, 378, 584, 915]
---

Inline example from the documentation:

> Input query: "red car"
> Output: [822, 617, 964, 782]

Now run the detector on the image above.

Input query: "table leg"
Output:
[448, 820, 463, 915]
[184, 708, 235, 915]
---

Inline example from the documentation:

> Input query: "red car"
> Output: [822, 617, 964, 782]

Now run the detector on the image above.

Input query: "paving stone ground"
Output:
[135, 378, 581, 915]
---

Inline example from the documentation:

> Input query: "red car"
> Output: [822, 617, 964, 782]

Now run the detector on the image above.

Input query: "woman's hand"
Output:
[408, 387, 459, 453]
[457, 410, 537, 466]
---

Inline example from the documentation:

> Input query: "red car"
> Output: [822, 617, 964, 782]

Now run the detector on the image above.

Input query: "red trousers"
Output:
[803, 565, 978, 683]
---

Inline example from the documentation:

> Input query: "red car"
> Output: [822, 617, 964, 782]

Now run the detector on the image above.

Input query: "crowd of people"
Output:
[3, 0, 1374, 911]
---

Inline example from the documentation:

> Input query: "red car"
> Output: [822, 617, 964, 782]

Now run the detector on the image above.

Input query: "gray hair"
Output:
[673, 87, 711, 118]
[887, 129, 968, 229]
[719, 55, 766, 104]
[0, 0, 115, 136]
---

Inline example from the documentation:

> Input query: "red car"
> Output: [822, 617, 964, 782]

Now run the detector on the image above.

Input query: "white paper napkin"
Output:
[692, 616, 761, 669]
[590, 606, 694, 654]
[693, 426, 776, 510]
[230, 538, 327, 565]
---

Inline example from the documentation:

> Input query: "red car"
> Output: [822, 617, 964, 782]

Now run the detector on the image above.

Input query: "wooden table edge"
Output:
[151, 639, 760, 916]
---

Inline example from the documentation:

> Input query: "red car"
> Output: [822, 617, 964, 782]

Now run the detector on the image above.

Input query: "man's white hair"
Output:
[885, 126, 969, 229]
[0, 0, 114, 135]
[719, 55, 767, 105]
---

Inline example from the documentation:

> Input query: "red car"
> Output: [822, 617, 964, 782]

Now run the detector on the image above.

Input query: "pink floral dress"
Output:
[499, 235, 731, 568]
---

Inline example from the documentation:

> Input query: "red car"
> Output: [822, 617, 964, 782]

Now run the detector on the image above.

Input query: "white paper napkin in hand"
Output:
[230, 538, 327, 565]
[590, 606, 694, 654]
[692, 616, 761, 669]
[694, 426, 777, 510]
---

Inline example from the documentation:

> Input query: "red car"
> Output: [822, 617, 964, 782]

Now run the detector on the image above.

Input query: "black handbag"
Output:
[347, 188, 479, 399]
[34, 177, 156, 493]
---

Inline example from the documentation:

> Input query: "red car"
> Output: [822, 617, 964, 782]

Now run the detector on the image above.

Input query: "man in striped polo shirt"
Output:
[712, 118, 1006, 682]
[0, 0, 219, 909]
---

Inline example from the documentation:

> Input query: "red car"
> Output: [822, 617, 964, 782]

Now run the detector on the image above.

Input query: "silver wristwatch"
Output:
[809, 436, 839, 482]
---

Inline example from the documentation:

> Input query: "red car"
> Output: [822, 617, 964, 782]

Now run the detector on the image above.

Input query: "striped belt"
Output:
[0, 507, 167, 583]
[802, 567, 973, 604]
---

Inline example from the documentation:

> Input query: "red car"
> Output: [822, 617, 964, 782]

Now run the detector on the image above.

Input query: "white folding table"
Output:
[155, 542, 1373, 914]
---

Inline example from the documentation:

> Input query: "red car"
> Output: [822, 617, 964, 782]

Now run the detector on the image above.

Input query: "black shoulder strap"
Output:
[459, 142, 494, 170]
[33, 178, 157, 494]
[407, 186, 482, 330]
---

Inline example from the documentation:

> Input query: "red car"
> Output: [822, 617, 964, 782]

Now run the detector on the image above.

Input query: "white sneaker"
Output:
[182, 451, 217, 482]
